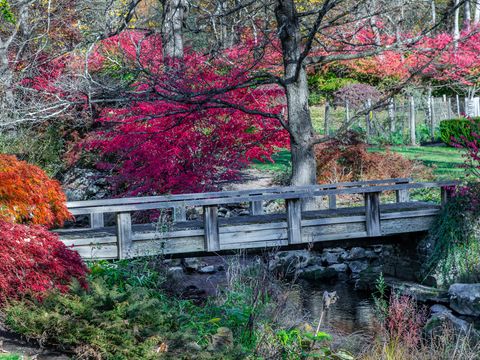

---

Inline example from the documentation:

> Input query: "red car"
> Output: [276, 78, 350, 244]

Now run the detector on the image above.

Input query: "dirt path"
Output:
[0, 326, 69, 360]
[220, 168, 275, 191]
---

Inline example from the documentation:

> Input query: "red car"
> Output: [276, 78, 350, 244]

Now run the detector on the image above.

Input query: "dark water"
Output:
[302, 282, 378, 334]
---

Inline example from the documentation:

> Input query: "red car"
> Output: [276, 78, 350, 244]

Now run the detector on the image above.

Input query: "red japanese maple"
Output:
[0, 221, 88, 301]
[79, 32, 288, 196]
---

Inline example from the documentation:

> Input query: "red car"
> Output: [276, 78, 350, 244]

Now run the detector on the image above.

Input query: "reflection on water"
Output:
[303, 282, 377, 334]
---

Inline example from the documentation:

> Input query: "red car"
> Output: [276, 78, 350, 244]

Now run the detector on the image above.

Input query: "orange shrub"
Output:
[0, 154, 71, 228]
[315, 132, 433, 183]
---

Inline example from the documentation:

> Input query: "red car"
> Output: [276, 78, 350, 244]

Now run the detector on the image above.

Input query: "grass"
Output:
[369, 145, 465, 180]
[251, 149, 291, 173]
[0, 355, 21, 360]
[250, 145, 465, 181]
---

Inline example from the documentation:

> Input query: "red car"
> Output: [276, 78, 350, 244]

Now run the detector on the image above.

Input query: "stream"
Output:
[303, 282, 378, 334]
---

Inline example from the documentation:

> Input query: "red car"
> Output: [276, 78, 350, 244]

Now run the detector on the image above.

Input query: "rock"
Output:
[348, 260, 369, 273]
[347, 247, 366, 260]
[386, 278, 449, 303]
[167, 266, 184, 281]
[325, 247, 345, 253]
[185, 342, 202, 351]
[164, 259, 182, 267]
[328, 263, 348, 272]
[216, 264, 225, 271]
[208, 327, 233, 351]
[425, 304, 473, 335]
[183, 257, 201, 271]
[448, 283, 480, 317]
[321, 252, 339, 265]
[270, 250, 311, 276]
[198, 265, 216, 274]
[364, 250, 378, 259]
[62, 168, 108, 201]
[355, 266, 383, 290]
[297, 266, 338, 281]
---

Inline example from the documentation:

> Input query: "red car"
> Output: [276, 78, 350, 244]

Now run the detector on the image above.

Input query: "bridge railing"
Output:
[63, 179, 458, 258]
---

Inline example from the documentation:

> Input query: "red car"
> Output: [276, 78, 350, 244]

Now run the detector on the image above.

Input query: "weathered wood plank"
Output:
[365, 192, 381, 237]
[328, 195, 337, 209]
[70, 245, 118, 259]
[380, 208, 440, 220]
[286, 198, 302, 244]
[301, 215, 366, 227]
[116, 212, 133, 259]
[203, 205, 220, 252]
[174, 205, 187, 222]
[67, 178, 413, 209]
[90, 213, 104, 228]
[441, 186, 453, 205]
[67, 181, 458, 215]
[249, 201, 263, 215]
[221, 228, 288, 245]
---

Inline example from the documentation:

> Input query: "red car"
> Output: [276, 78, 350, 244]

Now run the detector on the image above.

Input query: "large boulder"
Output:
[387, 278, 449, 303]
[448, 283, 480, 316]
[425, 304, 473, 335]
[62, 168, 108, 201]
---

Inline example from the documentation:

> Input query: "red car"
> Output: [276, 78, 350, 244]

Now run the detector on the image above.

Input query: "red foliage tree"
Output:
[0, 221, 88, 301]
[0, 155, 71, 228]
[78, 32, 288, 196]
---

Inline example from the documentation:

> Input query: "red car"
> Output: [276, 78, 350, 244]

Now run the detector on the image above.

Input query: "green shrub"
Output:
[5, 277, 245, 359]
[423, 186, 480, 286]
[439, 117, 480, 146]
[0, 125, 65, 178]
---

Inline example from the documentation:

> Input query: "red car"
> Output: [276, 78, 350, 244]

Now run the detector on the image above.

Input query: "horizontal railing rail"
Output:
[66, 180, 457, 216]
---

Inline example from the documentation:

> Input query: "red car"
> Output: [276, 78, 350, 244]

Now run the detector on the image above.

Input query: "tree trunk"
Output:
[388, 98, 395, 134]
[454, 0, 460, 46]
[464, 0, 471, 29]
[409, 95, 416, 146]
[324, 99, 330, 136]
[475, 0, 480, 24]
[161, 0, 187, 62]
[275, 0, 316, 187]
[0, 44, 14, 113]
[431, 0, 436, 25]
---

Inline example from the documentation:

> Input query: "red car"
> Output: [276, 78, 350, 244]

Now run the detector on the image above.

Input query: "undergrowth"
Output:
[423, 185, 480, 286]
[4, 256, 343, 359]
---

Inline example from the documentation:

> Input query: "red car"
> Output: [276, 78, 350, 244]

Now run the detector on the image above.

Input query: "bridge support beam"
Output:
[365, 192, 381, 237]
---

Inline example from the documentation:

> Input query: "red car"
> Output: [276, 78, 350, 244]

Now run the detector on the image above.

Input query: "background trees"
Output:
[0, 0, 475, 196]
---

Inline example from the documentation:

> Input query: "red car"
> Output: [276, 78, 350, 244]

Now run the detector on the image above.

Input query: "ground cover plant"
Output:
[4, 257, 353, 360]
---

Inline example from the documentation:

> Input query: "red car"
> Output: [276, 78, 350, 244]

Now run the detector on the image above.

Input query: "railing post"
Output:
[395, 181, 410, 203]
[441, 186, 452, 206]
[328, 194, 337, 209]
[90, 213, 104, 228]
[286, 198, 302, 244]
[203, 205, 220, 252]
[116, 212, 132, 259]
[365, 192, 381, 237]
[173, 205, 187, 222]
[249, 201, 263, 215]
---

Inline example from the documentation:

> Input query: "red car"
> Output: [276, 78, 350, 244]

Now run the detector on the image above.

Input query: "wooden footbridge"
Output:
[55, 178, 456, 260]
